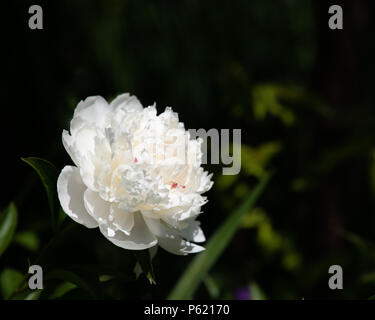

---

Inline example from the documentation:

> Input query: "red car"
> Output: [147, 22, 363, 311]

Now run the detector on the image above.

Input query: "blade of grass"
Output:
[168, 173, 271, 300]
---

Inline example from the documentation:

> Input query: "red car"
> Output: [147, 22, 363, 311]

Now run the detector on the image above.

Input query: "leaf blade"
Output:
[0, 268, 23, 299]
[168, 173, 271, 300]
[0, 203, 18, 257]
[45, 269, 98, 299]
[21, 157, 58, 230]
[134, 249, 156, 285]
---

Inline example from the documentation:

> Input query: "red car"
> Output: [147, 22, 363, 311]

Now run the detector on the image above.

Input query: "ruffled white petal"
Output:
[110, 93, 143, 113]
[71, 96, 110, 134]
[57, 166, 98, 228]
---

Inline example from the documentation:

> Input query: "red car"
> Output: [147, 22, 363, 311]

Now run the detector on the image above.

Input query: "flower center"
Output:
[171, 182, 186, 189]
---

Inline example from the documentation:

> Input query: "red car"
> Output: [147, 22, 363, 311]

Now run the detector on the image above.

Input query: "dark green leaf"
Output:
[168, 173, 271, 300]
[48, 282, 77, 300]
[45, 269, 98, 299]
[13, 231, 40, 252]
[250, 282, 266, 300]
[0, 203, 18, 257]
[24, 290, 42, 300]
[341, 231, 375, 263]
[10, 289, 42, 300]
[134, 249, 156, 285]
[0, 268, 23, 299]
[21, 157, 58, 230]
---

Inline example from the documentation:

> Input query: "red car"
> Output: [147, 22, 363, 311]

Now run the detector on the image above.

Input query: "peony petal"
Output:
[84, 189, 120, 237]
[181, 220, 206, 243]
[62, 130, 79, 166]
[110, 205, 134, 235]
[144, 217, 205, 255]
[157, 237, 205, 256]
[63, 123, 98, 190]
[110, 93, 143, 113]
[83, 189, 110, 225]
[57, 166, 98, 228]
[159, 107, 180, 129]
[99, 212, 157, 250]
[71, 124, 111, 191]
[71, 96, 110, 134]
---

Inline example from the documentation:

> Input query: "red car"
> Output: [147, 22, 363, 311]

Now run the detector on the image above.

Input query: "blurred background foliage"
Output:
[2, 0, 375, 299]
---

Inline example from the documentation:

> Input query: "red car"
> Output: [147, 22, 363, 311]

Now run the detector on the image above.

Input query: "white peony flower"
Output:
[57, 93, 213, 255]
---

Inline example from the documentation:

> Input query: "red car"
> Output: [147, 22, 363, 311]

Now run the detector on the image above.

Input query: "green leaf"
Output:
[6, 285, 42, 300]
[360, 272, 375, 285]
[0, 268, 23, 299]
[13, 231, 40, 252]
[48, 282, 77, 300]
[241, 142, 282, 179]
[34, 224, 79, 266]
[45, 269, 98, 299]
[0, 203, 18, 257]
[168, 173, 271, 300]
[134, 249, 156, 285]
[21, 157, 58, 230]
[252, 85, 295, 126]
[341, 231, 375, 263]
[249, 282, 266, 300]
[10, 289, 43, 300]
[24, 290, 42, 300]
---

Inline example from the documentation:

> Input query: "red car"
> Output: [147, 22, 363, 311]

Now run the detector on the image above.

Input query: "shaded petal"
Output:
[83, 189, 110, 225]
[181, 220, 206, 243]
[110, 205, 134, 235]
[99, 212, 157, 250]
[144, 217, 204, 255]
[62, 130, 79, 166]
[71, 124, 110, 191]
[157, 237, 205, 255]
[57, 166, 98, 228]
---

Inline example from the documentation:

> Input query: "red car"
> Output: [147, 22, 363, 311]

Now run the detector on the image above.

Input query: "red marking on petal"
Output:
[182, 185, 186, 189]
[134, 157, 138, 163]
[171, 182, 178, 189]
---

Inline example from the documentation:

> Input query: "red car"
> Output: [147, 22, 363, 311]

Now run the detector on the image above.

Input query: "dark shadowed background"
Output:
[1, 0, 375, 299]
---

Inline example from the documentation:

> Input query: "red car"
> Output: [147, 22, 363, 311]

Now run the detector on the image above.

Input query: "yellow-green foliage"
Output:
[252, 84, 296, 126]
[241, 142, 282, 179]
